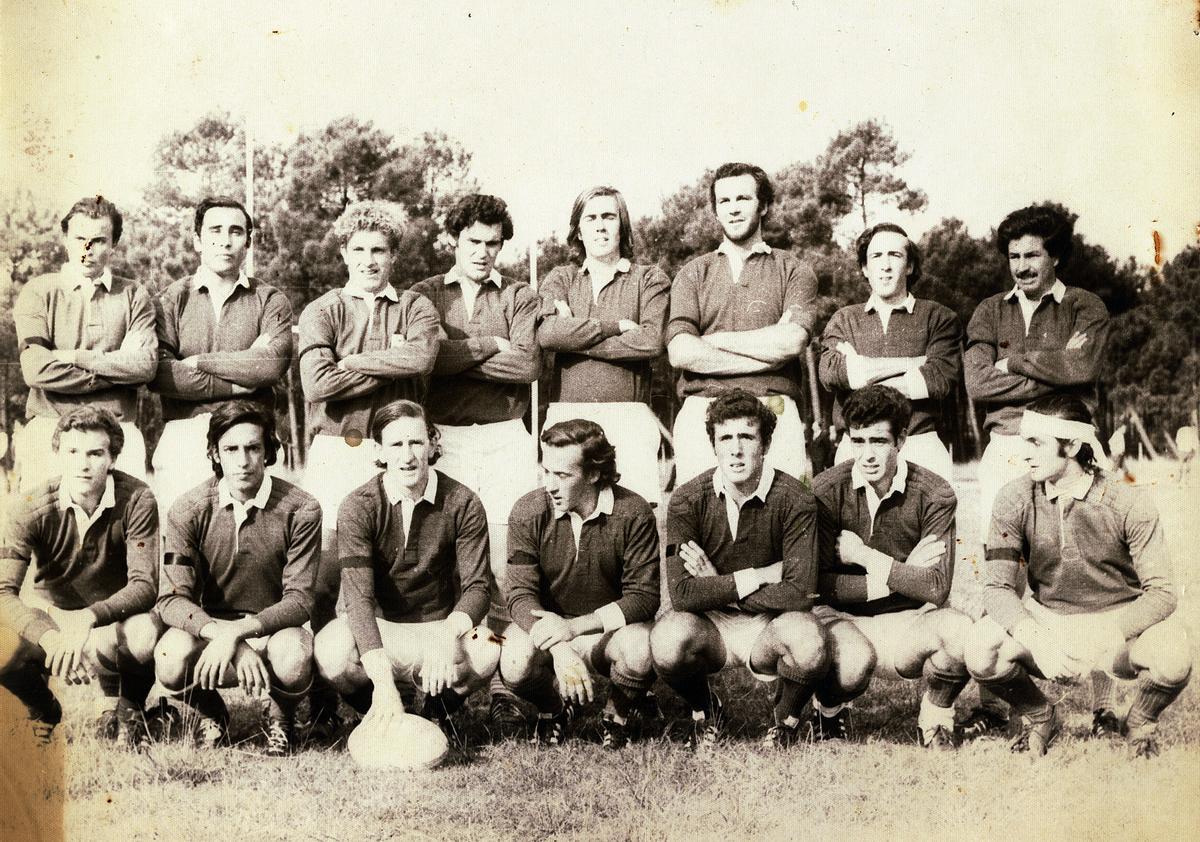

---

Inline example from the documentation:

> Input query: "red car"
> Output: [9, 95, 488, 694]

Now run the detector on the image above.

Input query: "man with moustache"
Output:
[14, 197, 157, 490]
[536, 186, 670, 505]
[666, 163, 818, 485]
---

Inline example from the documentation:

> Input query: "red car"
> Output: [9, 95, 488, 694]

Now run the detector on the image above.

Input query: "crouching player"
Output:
[812, 386, 970, 748]
[501, 420, 660, 748]
[650, 389, 827, 749]
[154, 402, 321, 755]
[965, 396, 1190, 757]
[0, 407, 162, 745]
[313, 400, 501, 745]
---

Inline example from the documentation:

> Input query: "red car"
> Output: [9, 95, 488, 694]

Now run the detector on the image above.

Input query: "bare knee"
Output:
[824, 622, 874, 695]
[499, 626, 542, 687]
[1136, 625, 1193, 687]
[772, 612, 831, 678]
[650, 613, 710, 674]
[267, 627, 313, 687]
[963, 619, 1008, 680]
[155, 628, 199, 690]
[607, 624, 654, 681]
[119, 613, 163, 665]
[458, 626, 502, 693]
[313, 619, 359, 685]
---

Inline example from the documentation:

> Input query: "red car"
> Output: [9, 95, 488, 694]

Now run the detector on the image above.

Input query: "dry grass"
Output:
[4, 462, 1199, 841]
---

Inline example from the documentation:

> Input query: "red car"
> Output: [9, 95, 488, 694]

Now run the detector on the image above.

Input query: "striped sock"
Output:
[1125, 675, 1186, 730]
[976, 664, 1050, 719]
[924, 662, 969, 709]
[1090, 671, 1118, 713]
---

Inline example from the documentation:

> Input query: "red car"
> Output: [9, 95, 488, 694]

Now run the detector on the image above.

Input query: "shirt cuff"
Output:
[865, 569, 892, 601]
[903, 367, 930, 401]
[733, 568, 762, 599]
[846, 355, 868, 389]
[994, 358, 1009, 373]
[594, 602, 627, 633]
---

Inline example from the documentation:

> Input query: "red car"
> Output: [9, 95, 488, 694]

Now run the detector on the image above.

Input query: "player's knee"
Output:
[962, 619, 1007, 679]
[267, 628, 313, 686]
[155, 628, 197, 689]
[119, 613, 163, 665]
[1141, 628, 1193, 687]
[459, 627, 502, 691]
[650, 613, 708, 673]
[772, 613, 829, 677]
[313, 620, 358, 683]
[498, 627, 540, 685]
[609, 625, 654, 682]
[0, 626, 33, 675]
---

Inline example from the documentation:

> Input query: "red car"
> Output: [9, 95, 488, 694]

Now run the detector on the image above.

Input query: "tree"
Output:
[918, 217, 1007, 325]
[814, 120, 928, 229]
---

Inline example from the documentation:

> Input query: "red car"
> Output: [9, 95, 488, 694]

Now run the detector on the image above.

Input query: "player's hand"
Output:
[554, 300, 573, 318]
[40, 630, 90, 684]
[230, 383, 254, 395]
[420, 623, 459, 696]
[836, 530, 868, 566]
[617, 319, 638, 333]
[835, 341, 858, 357]
[529, 610, 574, 650]
[1024, 627, 1085, 682]
[994, 358, 1009, 373]
[364, 682, 406, 732]
[195, 633, 238, 690]
[53, 349, 78, 364]
[45, 607, 96, 683]
[778, 310, 793, 324]
[1066, 331, 1088, 351]
[182, 355, 200, 369]
[679, 541, 718, 577]
[494, 336, 512, 353]
[550, 644, 593, 705]
[759, 561, 784, 585]
[905, 534, 946, 568]
[232, 643, 270, 698]
[250, 333, 272, 350]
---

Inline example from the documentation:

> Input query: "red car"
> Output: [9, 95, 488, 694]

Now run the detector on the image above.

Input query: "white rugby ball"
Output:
[347, 712, 450, 770]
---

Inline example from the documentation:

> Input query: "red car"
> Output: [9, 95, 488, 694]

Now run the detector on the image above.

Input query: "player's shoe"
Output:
[138, 699, 182, 748]
[599, 715, 629, 751]
[762, 719, 802, 749]
[1127, 724, 1160, 759]
[296, 685, 346, 744]
[959, 706, 1009, 741]
[1009, 706, 1060, 756]
[190, 692, 230, 749]
[530, 702, 574, 747]
[920, 724, 957, 751]
[423, 693, 466, 751]
[809, 707, 850, 742]
[1090, 708, 1122, 738]
[688, 694, 723, 753]
[489, 694, 527, 741]
[262, 712, 293, 757]
[93, 708, 122, 741]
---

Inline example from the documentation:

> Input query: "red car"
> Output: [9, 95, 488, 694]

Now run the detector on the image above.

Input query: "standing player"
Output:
[820, 224, 962, 480]
[14, 197, 157, 490]
[963, 204, 1114, 737]
[154, 402, 321, 756]
[650, 390, 826, 748]
[666, 162, 817, 485]
[811, 386, 971, 749]
[410, 194, 541, 735]
[0, 408, 161, 744]
[965, 396, 1189, 758]
[312, 400, 501, 744]
[501, 420, 660, 748]
[149, 197, 293, 514]
[536, 186, 670, 505]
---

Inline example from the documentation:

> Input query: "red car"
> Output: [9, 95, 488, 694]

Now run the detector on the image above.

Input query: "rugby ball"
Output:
[347, 712, 450, 770]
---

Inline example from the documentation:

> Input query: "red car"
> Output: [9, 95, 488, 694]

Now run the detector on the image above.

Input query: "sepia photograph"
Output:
[1, 1, 1197, 839]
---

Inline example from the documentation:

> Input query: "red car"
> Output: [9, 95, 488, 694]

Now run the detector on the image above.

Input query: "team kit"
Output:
[0, 164, 1189, 766]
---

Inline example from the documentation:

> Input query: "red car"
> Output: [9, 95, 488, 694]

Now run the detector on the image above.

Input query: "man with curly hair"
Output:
[149, 197, 293, 514]
[14, 197, 157, 490]
[411, 194, 542, 736]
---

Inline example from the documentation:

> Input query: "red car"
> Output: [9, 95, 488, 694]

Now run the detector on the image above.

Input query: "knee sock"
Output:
[924, 661, 970, 709]
[1125, 674, 1188, 731]
[0, 663, 61, 723]
[607, 680, 648, 724]
[976, 665, 1051, 721]
[186, 687, 228, 722]
[343, 685, 373, 716]
[426, 688, 465, 720]
[1091, 671, 1118, 713]
[977, 684, 1009, 716]
[660, 670, 713, 718]
[773, 679, 811, 726]
[119, 670, 155, 709]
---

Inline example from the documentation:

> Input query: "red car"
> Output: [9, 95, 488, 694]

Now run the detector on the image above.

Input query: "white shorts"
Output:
[17, 416, 147, 492]
[435, 419, 536, 523]
[672, 394, 807, 487]
[704, 609, 776, 683]
[544, 402, 662, 506]
[976, 433, 1030, 545]
[980, 596, 1129, 678]
[303, 433, 383, 527]
[814, 604, 936, 681]
[329, 615, 499, 691]
[835, 430, 953, 483]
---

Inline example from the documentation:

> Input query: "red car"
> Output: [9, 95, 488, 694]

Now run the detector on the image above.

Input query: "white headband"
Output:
[1020, 410, 1112, 471]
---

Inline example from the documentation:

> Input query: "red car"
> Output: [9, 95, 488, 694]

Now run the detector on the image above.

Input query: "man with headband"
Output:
[964, 395, 1189, 758]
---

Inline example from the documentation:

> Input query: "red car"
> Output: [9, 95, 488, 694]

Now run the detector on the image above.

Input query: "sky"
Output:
[3, 0, 1197, 268]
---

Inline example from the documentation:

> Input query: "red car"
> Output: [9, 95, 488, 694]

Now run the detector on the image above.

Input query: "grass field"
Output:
[3, 462, 1199, 841]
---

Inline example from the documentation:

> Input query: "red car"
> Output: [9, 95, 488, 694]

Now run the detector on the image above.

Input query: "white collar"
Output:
[851, 457, 909, 500]
[1044, 471, 1094, 502]
[217, 473, 273, 513]
[193, 264, 250, 293]
[345, 282, 400, 303]
[716, 239, 771, 258]
[444, 264, 502, 289]
[60, 264, 113, 293]
[1004, 278, 1066, 305]
[865, 293, 916, 314]
[383, 469, 439, 507]
[712, 466, 775, 504]
[583, 257, 631, 277]
[554, 485, 615, 523]
[57, 474, 116, 527]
